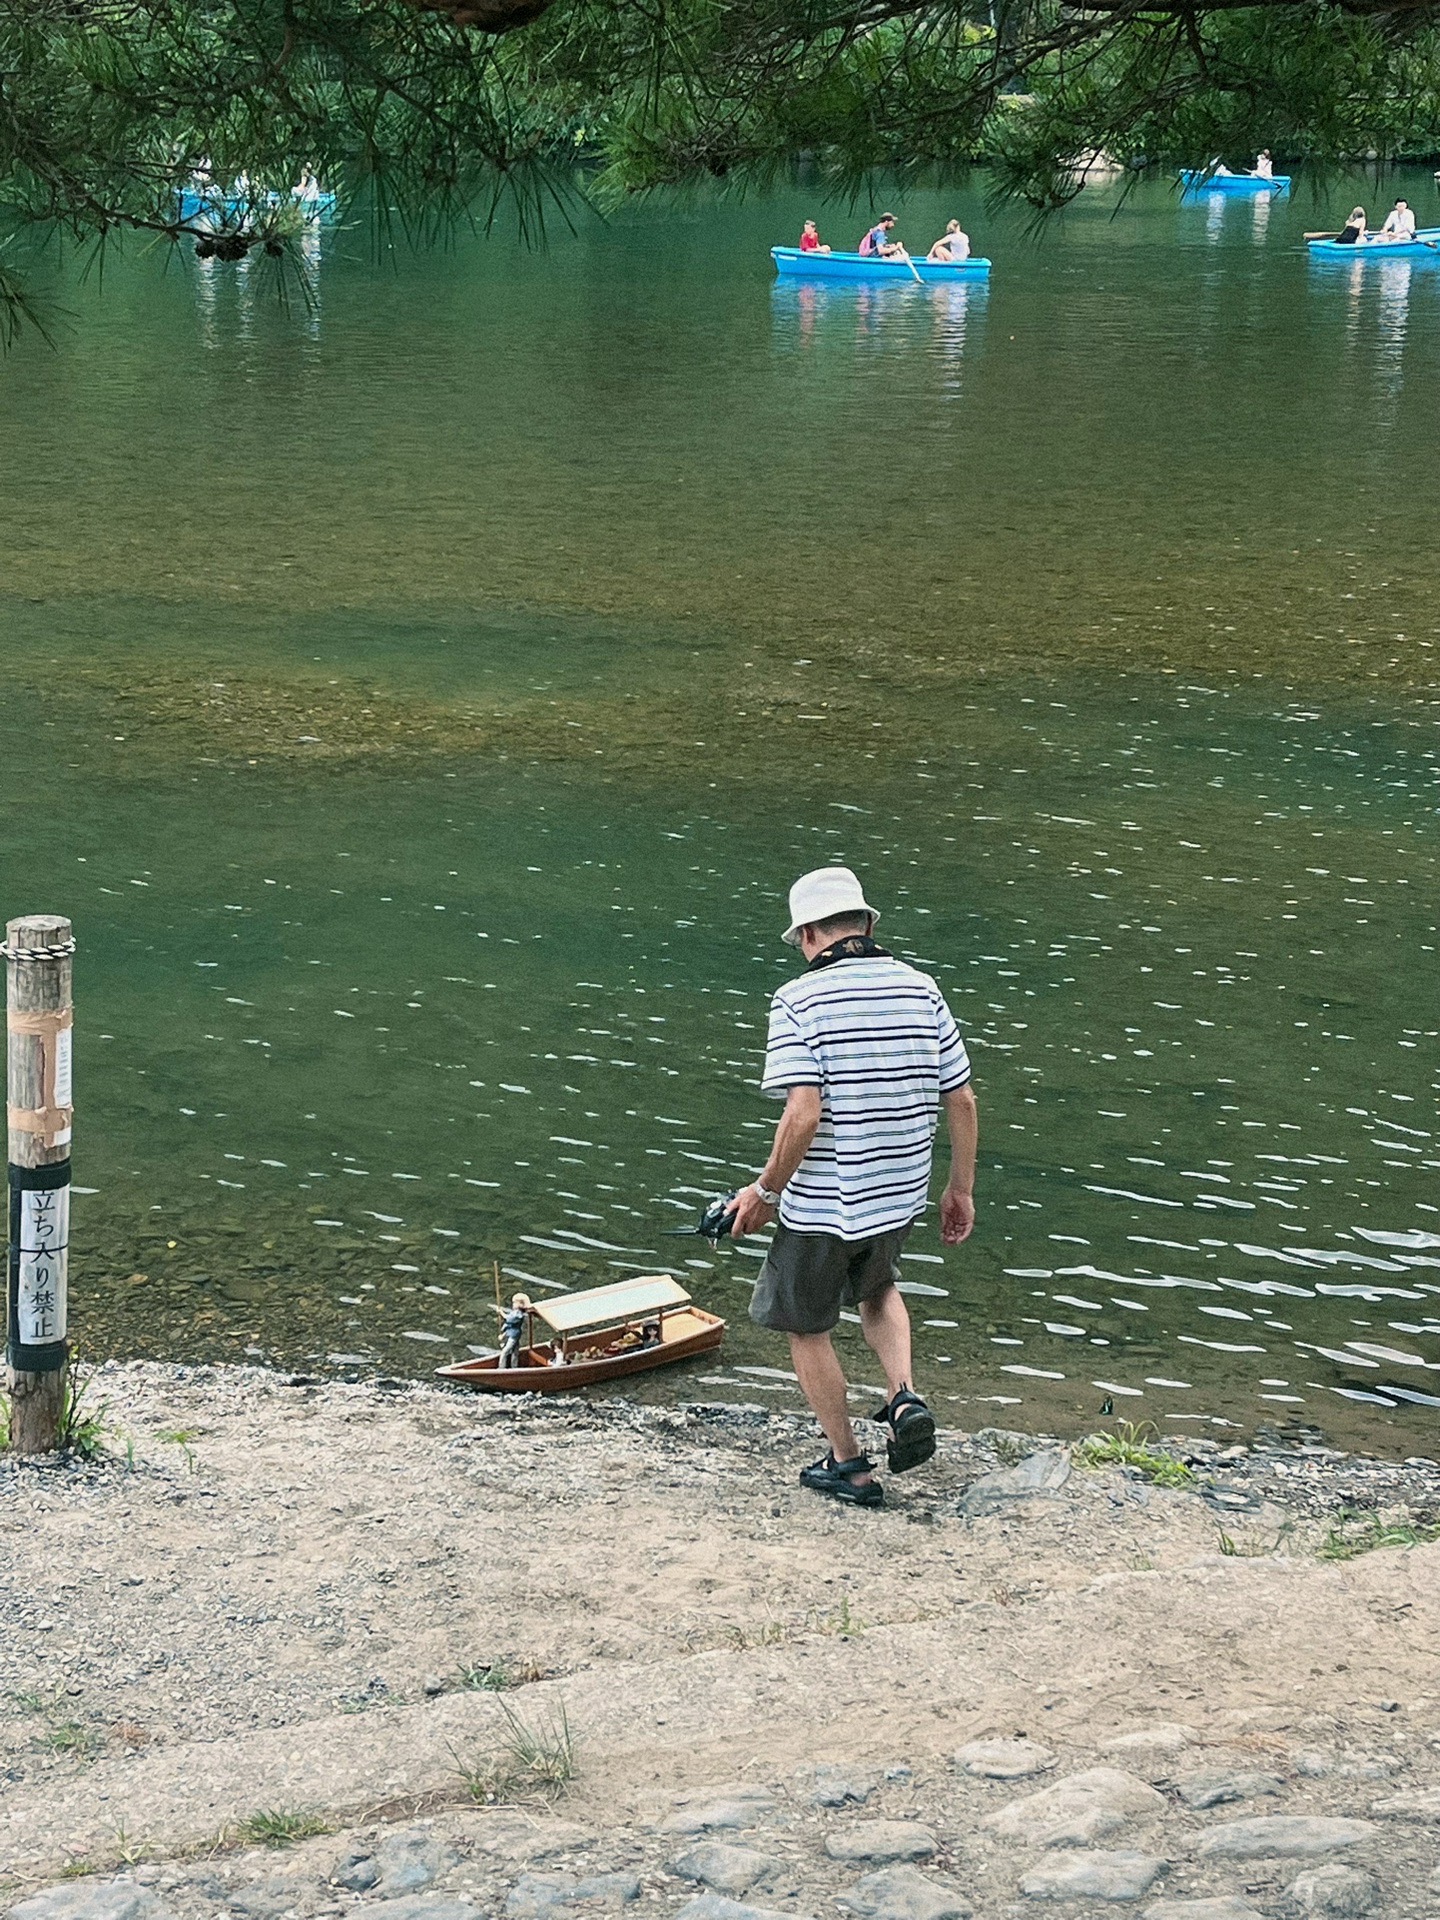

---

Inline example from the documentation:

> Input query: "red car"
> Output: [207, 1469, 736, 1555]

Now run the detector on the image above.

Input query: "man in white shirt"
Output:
[1381, 199, 1417, 240]
[728, 866, 979, 1508]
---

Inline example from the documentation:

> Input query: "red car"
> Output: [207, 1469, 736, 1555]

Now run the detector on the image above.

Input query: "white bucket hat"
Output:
[783, 865, 878, 947]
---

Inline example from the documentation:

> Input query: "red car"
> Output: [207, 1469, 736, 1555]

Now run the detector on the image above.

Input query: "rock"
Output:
[1105, 1726, 1195, 1757]
[837, 1866, 971, 1920]
[1018, 1852, 1166, 1901]
[665, 1791, 776, 1835]
[984, 1769, 1165, 1848]
[807, 1765, 877, 1807]
[824, 1824, 937, 1865]
[668, 1848, 776, 1897]
[10, 1890, 174, 1920]
[1172, 1770, 1283, 1810]
[1294, 1751, 1333, 1778]
[505, 1876, 639, 1919]
[1194, 1817, 1376, 1860]
[423, 1675, 446, 1696]
[358, 1902, 477, 1920]
[883, 1765, 913, 1786]
[336, 1856, 384, 1895]
[372, 1835, 462, 1897]
[1370, 1785, 1440, 1819]
[953, 1739, 1056, 1779]
[960, 1449, 1071, 1516]
[1287, 1865, 1381, 1916]
[1142, 1903, 1262, 1920]
[674, 1901, 814, 1920]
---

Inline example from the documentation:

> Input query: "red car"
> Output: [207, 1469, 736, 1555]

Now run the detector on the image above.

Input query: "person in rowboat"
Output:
[1253, 150, 1274, 179]
[498, 1293, 531, 1368]
[927, 219, 970, 263]
[858, 214, 905, 259]
[799, 219, 831, 254]
[1335, 206, 1368, 245]
[728, 866, 979, 1510]
[1381, 199, 1416, 241]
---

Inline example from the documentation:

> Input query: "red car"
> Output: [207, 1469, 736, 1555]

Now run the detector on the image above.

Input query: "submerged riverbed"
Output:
[0, 173, 1436, 1450]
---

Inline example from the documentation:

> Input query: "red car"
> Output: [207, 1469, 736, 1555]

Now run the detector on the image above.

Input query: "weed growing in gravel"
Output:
[56, 1356, 114, 1460]
[39, 1720, 104, 1761]
[156, 1428, 200, 1473]
[1075, 1423, 1194, 1489]
[1318, 1510, 1440, 1560]
[455, 1700, 575, 1803]
[457, 1658, 547, 1691]
[235, 1810, 330, 1848]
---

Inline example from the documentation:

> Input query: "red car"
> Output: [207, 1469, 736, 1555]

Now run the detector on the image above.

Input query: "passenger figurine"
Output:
[498, 1293, 531, 1369]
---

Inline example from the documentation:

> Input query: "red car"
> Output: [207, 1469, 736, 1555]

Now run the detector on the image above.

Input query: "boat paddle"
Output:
[897, 246, 923, 284]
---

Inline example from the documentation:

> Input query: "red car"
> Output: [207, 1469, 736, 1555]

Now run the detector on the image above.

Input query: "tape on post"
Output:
[7, 1006, 73, 1148]
[6, 1162, 70, 1372]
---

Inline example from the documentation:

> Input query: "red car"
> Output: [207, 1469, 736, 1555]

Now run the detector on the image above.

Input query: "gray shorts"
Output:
[749, 1221, 913, 1336]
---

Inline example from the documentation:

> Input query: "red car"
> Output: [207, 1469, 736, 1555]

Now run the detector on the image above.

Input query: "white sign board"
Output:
[18, 1185, 68, 1345]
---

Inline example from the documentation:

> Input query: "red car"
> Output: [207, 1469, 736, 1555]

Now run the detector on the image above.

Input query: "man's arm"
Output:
[729, 1083, 822, 1235]
[939, 1083, 978, 1246]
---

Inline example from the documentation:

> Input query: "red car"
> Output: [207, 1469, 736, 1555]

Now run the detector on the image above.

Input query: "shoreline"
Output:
[4, 1362, 1440, 1912]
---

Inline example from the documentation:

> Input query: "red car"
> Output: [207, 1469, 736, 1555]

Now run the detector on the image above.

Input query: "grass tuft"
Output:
[457, 1657, 547, 1691]
[1317, 1509, 1440, 1561]
[454, 1699, 575, 1803]
[234, 1809, 330, 1848]
[1075, 1422, 1194, 1488]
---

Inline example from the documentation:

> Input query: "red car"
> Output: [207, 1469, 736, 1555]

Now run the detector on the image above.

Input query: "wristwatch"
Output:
[754, 1180, 782, 1207]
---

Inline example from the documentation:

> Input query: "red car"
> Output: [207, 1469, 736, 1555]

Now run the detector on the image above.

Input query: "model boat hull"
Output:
[436, 1305, 726, 1392]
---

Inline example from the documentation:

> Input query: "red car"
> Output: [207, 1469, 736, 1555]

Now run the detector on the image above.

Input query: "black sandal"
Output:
[799, 1451, 884, 1508]
[871, 1389, 936, 1473]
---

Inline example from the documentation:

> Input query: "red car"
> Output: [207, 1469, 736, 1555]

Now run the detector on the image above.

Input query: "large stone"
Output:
[665, 1790, 775, 1836]
[1287, 1866, 1381, 1917]
[1370, 1786, 1440, 1820]
[1105, 1727, 1195, 1758]
[358, 1902, 477, 1920]
[824, 1824, 937, 1865]
[960, 1449, 1071, 1516]
[1141, 1902, 1262, 1920]
[668, 1847, 776, 1897]
[1194, 1817, 1375, 1861]
[674, 1901, 815, 1920]
[837, 1866, 971, 1920]
[1172, 1770, 1283, 1811]
[358, 1835, 461, 1898]
[953, 1739, 1056, 1780]
[504, 1875, 639, 1919]
[1018, 1852, 1166, 1901]
[808, 1765, 877, 1808]
[461, 1819, 595, 1863]
[984, 1769, 1165, 1848]
[10, 1890, 173, 1920]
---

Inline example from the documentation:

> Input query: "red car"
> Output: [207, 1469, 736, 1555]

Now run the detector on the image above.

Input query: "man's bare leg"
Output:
[858, 1282, 914, 1399]
[788, 1331, 873, 1481]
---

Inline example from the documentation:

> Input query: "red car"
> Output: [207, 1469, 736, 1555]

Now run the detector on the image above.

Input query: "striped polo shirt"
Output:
[761, 947, 971, 1240]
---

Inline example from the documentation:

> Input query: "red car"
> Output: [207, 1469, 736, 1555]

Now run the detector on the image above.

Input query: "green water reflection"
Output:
[1, 175, 1436, 1450]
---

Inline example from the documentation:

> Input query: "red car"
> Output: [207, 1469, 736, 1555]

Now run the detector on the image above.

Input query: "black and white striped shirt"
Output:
[761, 951, 971, 1239]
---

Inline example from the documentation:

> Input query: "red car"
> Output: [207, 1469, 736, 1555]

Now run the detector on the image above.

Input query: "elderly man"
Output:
[729, 866, 978, 1508]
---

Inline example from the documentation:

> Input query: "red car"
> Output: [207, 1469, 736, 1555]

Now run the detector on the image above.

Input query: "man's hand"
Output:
[940, 1183, 975, 1246]
[730, 1183, 778, 1237]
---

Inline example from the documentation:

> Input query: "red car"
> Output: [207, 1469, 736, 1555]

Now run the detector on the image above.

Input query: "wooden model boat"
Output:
[435, 1274, 725, 1393]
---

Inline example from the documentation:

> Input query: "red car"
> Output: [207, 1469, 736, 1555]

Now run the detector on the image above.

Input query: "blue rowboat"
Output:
[1179, 169, 1291, 194]
[1308, 230, 1440, 261]
[771, 246, 991, 282]
[178, 186, 337, 225]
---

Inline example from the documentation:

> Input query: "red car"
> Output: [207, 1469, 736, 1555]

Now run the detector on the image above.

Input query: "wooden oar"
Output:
[897, 246, 923, 284]
[1304, 231, 1340, 241]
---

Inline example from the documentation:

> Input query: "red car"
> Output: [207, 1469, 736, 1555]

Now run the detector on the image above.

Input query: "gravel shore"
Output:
[3, 1363, 1440, 1914]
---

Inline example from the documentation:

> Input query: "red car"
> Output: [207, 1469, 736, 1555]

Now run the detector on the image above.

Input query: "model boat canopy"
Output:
[532, 1274, 693, 1334]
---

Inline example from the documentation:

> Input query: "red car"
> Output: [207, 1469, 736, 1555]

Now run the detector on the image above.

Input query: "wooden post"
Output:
[5, 915, 75, 1455]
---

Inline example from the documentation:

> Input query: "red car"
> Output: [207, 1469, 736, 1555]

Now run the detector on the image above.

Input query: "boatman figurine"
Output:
[498, 1293, 531, 1369]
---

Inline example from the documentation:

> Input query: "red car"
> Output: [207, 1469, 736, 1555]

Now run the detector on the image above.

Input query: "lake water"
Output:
[1, 174, 1437, 1451]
